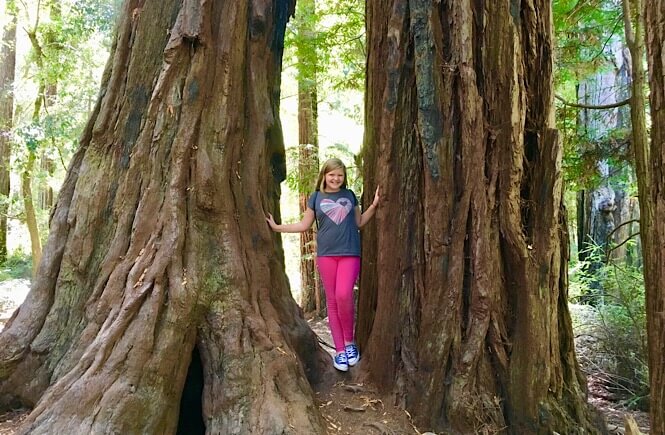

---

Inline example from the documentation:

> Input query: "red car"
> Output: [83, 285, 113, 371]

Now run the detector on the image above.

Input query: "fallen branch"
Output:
[555, 94, 631, 109]
[343, 404, 366, 412]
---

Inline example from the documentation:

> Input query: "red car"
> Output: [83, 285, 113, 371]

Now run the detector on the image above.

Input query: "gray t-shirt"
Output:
[307, 189, 360, 257]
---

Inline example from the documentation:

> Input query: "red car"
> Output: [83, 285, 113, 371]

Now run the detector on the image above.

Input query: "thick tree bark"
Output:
[642, 1, 665, 432]
[0, 0, 16, 263]
[0, 1, 330, 433]
[295, 0, 322, 316]
[358, 1, 602, 433]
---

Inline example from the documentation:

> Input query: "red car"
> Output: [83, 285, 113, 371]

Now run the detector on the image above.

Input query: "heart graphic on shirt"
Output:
[320, 198, 353, 225]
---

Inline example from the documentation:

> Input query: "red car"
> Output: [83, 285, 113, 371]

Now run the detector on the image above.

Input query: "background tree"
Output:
[548, 0, 651, 413]
[642, 0, 665, 431]
[282, 0, 364, 315]
[3, 0, 118, 275]
[0, 0, 16, 263]
[553, 0, 640, 291]
[293, 0, 322, 316]
[357, 1, 603, 433]
[0, 1, 330, 433]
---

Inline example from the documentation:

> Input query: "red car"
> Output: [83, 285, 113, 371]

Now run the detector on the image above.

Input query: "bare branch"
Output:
[555, 94, 631, 109]
[606, 218, 640, 241]
[606, 232, 640, 262]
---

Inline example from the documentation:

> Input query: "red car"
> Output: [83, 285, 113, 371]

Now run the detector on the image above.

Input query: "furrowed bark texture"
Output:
[0, 0, 329, 433]
[358, 1, 602, 433]
[643, 1, 665, 432]
[296, 86, 321, 314]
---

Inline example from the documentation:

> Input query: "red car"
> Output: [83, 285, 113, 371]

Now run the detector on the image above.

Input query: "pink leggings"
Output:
[317, 256, 361, 353]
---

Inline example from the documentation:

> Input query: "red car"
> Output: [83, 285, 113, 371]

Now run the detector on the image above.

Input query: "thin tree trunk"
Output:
[297, 86, 321, 314]
[23, 28, 47, 275]
[21, 151, 41, 276]
[575, 52, 636, 272]
[21, 87, 46, 275]
[358, 1, 602, 433]
[295, 0, 322, 316]
[642, 0, 665, 432]
[0, 0, 16, 263]
[0, 1, 329, 433]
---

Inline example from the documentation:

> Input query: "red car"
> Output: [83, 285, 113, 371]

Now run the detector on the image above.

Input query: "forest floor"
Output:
[308, 312, 651, 435]
[0, 279, 652, 434]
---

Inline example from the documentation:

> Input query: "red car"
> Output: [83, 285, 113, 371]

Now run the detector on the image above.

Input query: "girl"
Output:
[266, 158, 380, 372]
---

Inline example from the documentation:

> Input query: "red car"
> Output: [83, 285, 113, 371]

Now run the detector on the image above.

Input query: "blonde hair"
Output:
[315, 158, 348, 191]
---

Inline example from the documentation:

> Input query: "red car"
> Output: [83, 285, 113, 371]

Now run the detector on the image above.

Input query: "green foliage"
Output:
[286, 0, 365, 98]
[282, 0, 365, 199]
[553, 0, 634, 193]
[2, 0, 113, 259]
[570, 244, 648, 409]
[317, 0, 365, 92]
[70, 0, 121, 36]
[14, 124, 44, 154]
[553, 0, 623, 85]
[12, 3, 111, 164]
[595, 264, 648, 409]
[0, 249, 32, 281]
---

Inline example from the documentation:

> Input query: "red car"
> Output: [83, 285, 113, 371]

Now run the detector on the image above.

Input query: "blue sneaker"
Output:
[333, 352, 349, 372]
[345, 343, 360, 366]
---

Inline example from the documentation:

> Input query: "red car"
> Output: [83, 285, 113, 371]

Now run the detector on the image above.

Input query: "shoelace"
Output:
[335, 353, 348, 363]
[346, 345, 358, 358]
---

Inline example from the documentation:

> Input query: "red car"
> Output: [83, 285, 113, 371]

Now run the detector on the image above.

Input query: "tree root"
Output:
[363, 421, 396, 435]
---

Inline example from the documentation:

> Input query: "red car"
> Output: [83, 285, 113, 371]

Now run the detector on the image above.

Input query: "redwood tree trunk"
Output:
[642, 1, 665, 432]
[0, 1, 329, 433]
[0, 0, 16, 263]
[296, 86, 321, 314]
[358, 1, 601, 433]
[295, 0, 321, 315]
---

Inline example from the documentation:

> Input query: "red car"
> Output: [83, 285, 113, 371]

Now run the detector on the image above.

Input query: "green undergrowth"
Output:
[569, 247, 649, 411]
[0, 250, 32, 282]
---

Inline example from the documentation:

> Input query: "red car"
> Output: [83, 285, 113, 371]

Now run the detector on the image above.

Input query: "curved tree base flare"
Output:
[358, 1, 604, 433]
[0, 0, 330, 433]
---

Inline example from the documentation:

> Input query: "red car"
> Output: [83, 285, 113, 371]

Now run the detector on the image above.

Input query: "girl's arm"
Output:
[356, 186, 380, 228]
[266, 208, 316, 233]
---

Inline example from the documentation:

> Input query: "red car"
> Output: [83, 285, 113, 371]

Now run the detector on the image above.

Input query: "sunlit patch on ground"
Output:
[0, 279, 30, 332]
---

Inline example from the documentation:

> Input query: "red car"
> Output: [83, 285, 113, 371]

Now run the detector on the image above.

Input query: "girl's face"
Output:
[324, 168, 345, 192]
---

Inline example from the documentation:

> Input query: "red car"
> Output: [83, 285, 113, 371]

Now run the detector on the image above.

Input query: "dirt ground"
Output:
[315, 380, 421, 435]
[308, 317, 651, 435]
[0, 282, 652, 434]
[307, 318, 425, 435]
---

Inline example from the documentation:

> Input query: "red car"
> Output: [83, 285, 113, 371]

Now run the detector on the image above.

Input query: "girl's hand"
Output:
[266, 213, 278, 230]
[372, 186, 380, 208]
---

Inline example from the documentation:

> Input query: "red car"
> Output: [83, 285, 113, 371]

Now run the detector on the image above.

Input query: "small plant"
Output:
[0, 249, 33, 281]
[594, 262, 649, 409]
[569, 242, 648, 410]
